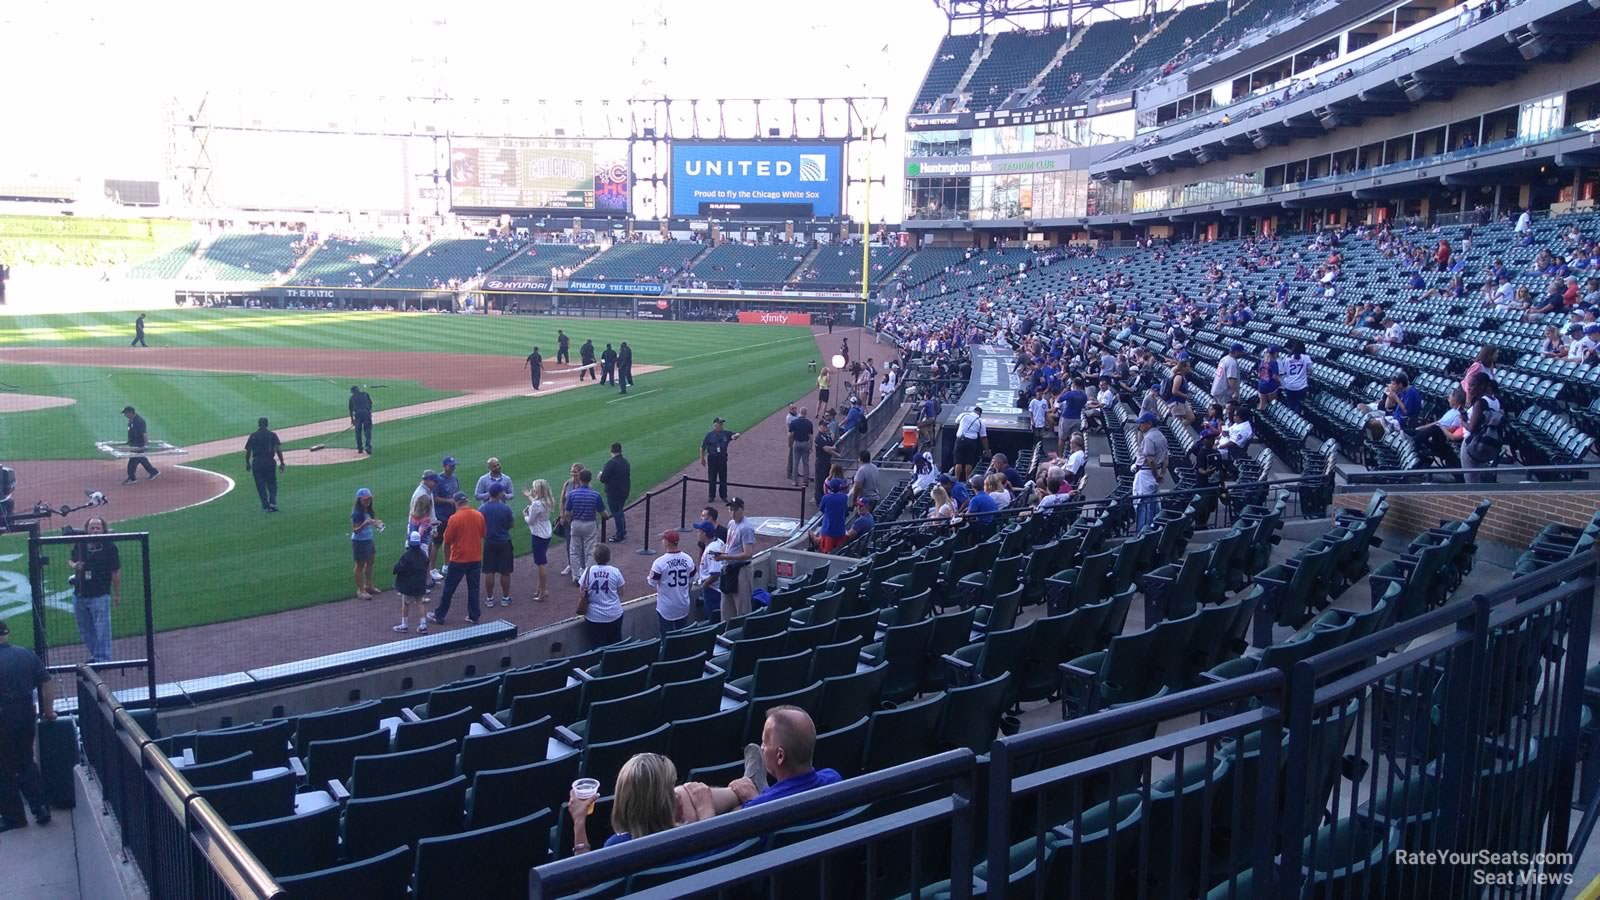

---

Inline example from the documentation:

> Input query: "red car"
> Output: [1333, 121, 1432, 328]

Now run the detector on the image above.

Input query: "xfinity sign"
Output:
[671, 142, 842, 217]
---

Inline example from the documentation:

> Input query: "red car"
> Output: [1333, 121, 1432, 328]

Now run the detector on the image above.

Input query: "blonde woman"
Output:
[985, 472, 1012, 508]
[928, 484, 956, 521]
[556, 462, 583, 576]
[522, 479, 555, 603]
[566, 752, 681, 854]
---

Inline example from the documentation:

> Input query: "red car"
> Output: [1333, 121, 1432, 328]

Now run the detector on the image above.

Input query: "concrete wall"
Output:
[160, 546, 854, 733]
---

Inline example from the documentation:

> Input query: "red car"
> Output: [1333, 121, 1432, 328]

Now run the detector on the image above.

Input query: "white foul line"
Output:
[607, 389, 663, 404]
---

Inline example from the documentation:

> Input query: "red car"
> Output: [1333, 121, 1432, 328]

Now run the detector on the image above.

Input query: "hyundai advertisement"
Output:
[670, 142, 843, 218]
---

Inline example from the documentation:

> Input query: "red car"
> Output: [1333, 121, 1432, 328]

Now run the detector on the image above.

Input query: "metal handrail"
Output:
[530, 749, 976, 898]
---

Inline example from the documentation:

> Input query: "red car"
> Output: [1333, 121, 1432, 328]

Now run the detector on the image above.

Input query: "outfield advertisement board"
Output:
[670, 142, 843, 218]
[565, 280, 666, 296]
[636, 299, 671, 319]
[737, 311, 812, 326]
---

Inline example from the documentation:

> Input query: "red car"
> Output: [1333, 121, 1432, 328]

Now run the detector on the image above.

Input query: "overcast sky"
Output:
[1, 0, 952, 218]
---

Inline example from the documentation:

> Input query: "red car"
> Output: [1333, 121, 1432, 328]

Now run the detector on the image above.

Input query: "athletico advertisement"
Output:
[671, 142, 843, 218]
[737, 311, 812, 326]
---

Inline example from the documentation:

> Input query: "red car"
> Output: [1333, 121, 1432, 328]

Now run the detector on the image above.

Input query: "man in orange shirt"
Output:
[431, 490, 487, 626]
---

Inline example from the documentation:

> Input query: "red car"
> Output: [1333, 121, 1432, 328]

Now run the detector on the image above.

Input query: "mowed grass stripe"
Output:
[1, 362, 452, 460]
[59, 323, 822, 633]
[0, 309, 839, 361]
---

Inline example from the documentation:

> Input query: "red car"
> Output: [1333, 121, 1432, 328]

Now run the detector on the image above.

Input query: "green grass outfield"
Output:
[0, 310, 819, 637]
[0, 365, 450, 460]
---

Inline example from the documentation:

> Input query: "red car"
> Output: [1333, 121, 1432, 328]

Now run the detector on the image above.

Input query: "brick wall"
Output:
[1333, 490, 1600, 551]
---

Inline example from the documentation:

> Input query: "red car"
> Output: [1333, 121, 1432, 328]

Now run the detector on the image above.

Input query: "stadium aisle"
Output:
[0, 814, 78, 899]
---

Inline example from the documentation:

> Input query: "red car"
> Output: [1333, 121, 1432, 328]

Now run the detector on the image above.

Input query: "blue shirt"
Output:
[1058, 390, 1087, 419]
[742, 768, 843, 808]
[351, 509, 375, 542]
[848, 513, 874, 537]
[433, 473, 460, 518]
[818, 492, 849, 537]
[948, 481, 970, 507]
[1392, 387, 1424, 428]
[566, 486, 603, 521]
[479, 500, 514, 543]
[844, 406, 865, 432]
[966, 491, 999, 524]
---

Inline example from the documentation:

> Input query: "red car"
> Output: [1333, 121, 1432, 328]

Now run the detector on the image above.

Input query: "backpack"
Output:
[1464, 404, 1504, 463]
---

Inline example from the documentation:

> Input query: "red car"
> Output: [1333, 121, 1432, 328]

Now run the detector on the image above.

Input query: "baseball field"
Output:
[0, 309, 821, 649]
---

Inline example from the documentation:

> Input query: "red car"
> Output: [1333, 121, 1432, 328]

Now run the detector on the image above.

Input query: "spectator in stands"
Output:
[813, 479, 849, 554]
[928, 484, 956, 521]
[694, 520, 725, 625]
[984, 473, 1013, 508]
[1280, 339, 1312, 411]
[1217, 407, 1256, 463]
[1255, 346, 1282, 411]
[712, 497, 756, 623]
[1462, 346, 1499, 393]
[1413, 388, 1469, 468]
[567, 752, 679, 854]
[845, 498, 876, 544]
[964, 475, 1000, 526]
[1461, 373, 1505, 483]
[1133, 457, 1160, 533]
[1364, 317, 1406, 354]
[682, 707, 842, 816]
[1190, 427, 1223, 490]
[1211, 344, 1244, 403]
[1359, 373, 1423, 440]
[1541, 324, 1569, 358]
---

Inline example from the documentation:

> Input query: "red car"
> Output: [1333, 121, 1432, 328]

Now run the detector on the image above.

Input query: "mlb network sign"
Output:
[671, 143, 842, 217]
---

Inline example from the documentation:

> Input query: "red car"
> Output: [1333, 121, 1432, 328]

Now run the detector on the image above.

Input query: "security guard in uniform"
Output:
[0, 620, 53, 832]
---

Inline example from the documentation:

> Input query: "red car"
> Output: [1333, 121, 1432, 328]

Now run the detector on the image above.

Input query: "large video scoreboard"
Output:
[450, 138, 629, 211]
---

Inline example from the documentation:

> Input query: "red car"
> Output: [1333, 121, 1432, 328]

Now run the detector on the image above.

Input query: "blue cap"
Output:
[452, 491, 468, 503]
[1137, 412, 1159, 425]
[692, 520, 717, 537]
[1266, 345, 1280, 354]
[1230, 343, 1246, 353]
[489, 482, 505, 496]
[441, 456, 456, 467]
[936, 473, 953, 485]
[1586, 324, 1600, 334]
[355, 487, 372, 498]
[1175, 350, 1191, 361]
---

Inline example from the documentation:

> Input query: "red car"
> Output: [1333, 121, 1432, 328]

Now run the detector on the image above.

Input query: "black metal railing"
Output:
[78, 666, 283, 900]
[529, 750, 977, 899]
[79, 550, 1594, 898]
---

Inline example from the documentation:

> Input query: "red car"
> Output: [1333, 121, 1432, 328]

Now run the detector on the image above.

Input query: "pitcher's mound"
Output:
[0, 393, 74, 413]
[284, 447, 366, 466]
